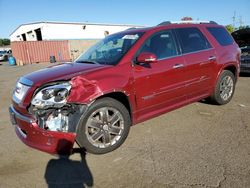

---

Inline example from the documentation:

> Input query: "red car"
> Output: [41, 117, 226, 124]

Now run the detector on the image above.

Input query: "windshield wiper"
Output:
[76, 60, 100, 64]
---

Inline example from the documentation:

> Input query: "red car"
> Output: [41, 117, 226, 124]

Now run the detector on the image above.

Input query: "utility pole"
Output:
[239, 15, 244, 27]
[232, 11, 236, 28]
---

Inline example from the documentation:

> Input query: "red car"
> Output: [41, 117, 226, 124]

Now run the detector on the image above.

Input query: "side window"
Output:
[176, 28, 211, 54]
[207, 27, 234, 46]
[140, 30, 178, 59]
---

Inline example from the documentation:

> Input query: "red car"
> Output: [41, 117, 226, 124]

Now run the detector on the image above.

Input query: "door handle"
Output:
[173, 64, 184, 69]
[208, 56, 216, 61]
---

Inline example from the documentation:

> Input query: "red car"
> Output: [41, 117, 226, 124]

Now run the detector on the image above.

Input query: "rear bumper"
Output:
[9, 106, 76, 155]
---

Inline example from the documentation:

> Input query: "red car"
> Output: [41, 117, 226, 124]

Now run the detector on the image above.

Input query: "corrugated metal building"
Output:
[11, 40, 101, 65]
[11, 41, 71, 65]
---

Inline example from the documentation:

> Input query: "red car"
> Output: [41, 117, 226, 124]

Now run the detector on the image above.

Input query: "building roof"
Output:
[10, 21, 144, 36]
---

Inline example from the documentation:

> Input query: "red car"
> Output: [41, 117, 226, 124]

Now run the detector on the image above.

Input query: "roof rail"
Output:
[157, 20, 218, 26]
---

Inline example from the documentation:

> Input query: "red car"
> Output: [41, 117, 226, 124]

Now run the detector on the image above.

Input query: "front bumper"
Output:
[9, 106, 76, 154]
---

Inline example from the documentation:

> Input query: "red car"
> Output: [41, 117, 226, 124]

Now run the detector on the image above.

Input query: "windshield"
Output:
[75, 32, 144, 65]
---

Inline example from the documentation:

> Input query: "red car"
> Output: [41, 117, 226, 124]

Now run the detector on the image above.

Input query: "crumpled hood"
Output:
[21, 62, 110, 86]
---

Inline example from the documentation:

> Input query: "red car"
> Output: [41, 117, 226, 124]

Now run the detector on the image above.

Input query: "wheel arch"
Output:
[210, 63, 238, 97]
[223, 65, 238, 81]
[216, 64, 238, 84]
[95, 91, 132, 121]
[210, 65, 236, 105]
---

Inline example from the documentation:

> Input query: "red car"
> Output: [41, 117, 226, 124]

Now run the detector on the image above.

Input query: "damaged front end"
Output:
[10, 75, 104, 154]
[29, 81, 86, 133]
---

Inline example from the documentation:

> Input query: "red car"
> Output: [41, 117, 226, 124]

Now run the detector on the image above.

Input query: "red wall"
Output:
[11, 41, 71, 64]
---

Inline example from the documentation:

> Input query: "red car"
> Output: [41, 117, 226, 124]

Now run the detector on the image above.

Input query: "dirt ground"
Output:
[0, 61, 250, 188]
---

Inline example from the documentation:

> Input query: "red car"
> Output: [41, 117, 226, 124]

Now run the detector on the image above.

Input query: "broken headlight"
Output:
[31, 82, 71, 109]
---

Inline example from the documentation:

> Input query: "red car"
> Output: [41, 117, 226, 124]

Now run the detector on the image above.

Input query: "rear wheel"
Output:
[210, 70, 235, 105]
[76, 97, 131, 154]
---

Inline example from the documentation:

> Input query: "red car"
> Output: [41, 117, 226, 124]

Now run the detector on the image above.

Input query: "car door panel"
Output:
[133, 55, 186, 119]
[131, 29, 190, 122]
[175, 27, 216, 100]
[183, 49, 217, 99]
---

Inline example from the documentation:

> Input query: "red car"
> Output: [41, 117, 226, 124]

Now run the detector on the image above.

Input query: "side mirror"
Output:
[136, 52, 157, 64]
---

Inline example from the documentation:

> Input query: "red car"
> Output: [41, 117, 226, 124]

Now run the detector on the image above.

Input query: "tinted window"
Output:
[140, 30, 178, 59]
[176, 28, 211, 53]
[207, 27, 234, 46]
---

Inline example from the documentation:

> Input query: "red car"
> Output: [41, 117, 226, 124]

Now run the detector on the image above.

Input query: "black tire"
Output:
[210, 70, 236, 105]
[76, 97, 131, 154]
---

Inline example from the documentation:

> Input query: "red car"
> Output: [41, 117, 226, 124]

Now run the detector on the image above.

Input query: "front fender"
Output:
[67, 73, 132, 104]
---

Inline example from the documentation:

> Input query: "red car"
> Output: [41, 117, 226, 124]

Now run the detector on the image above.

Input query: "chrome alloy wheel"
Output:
[85, 107, 124, 148]
[219, 75, 234, 101]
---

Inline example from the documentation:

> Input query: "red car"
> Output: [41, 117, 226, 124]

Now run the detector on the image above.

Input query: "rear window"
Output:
[175, 28, 211, 54]
[207, 27, 234, 46]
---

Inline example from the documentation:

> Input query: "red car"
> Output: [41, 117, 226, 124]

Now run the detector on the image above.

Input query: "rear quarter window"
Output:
[207, 27, 234, 46]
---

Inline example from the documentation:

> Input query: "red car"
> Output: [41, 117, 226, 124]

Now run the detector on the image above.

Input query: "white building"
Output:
[10, 21, 143, 42]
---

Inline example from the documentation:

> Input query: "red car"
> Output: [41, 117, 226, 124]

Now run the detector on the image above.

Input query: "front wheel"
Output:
[76, 97, 131, 154]
[210, 70, 236, 105]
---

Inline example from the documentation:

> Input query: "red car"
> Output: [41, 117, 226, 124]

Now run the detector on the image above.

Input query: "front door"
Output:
[132, 30, 187, 121]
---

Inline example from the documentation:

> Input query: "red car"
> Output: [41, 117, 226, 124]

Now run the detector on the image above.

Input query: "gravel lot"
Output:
[0, 61, 250, 188]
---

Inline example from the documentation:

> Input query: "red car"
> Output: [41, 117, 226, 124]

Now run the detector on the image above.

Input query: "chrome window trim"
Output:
[179, 47, 214, 56]
[157, 48, 214, 61]
[157, 54, 182, 61]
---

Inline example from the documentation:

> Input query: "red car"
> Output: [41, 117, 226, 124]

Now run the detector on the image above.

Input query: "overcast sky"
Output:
[0, 0, 249, 38]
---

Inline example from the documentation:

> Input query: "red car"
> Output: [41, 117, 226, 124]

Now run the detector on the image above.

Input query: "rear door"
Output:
[175, 27, 216, 99]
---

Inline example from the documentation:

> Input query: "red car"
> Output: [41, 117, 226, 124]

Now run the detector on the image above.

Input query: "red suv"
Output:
[9, 21, 240, 154]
